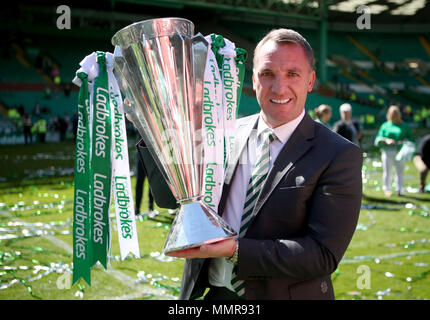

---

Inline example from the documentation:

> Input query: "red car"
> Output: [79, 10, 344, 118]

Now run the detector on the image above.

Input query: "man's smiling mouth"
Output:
[270, 98, 291, 104]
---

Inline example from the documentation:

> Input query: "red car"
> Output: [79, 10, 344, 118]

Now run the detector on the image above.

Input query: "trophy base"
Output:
[163, 198, 237, 254]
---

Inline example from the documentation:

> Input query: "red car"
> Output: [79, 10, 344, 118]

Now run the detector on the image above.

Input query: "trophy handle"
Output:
[192, 32, 209, 112]
[190, 33, 209, 193]
[191, 33, 209, 94]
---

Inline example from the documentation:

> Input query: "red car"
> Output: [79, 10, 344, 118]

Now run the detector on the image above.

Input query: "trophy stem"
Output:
[177, 196, 201, 204]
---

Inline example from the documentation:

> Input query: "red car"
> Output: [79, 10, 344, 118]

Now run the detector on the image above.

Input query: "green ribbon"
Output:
[90, 52, 112, 269]
[72, 72, 92, 285]
[234, 47, 248, 115]
[210, 34, 226, 70]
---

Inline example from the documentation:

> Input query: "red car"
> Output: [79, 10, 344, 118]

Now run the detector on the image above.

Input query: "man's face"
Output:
[252, 41, 315, 128]
[341, 111, 351, 121]
[323, 110, 332, 123]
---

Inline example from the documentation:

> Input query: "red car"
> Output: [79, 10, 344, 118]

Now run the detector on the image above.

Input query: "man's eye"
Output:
[289, 72, 299, 77]
[261, 72, 272, 77]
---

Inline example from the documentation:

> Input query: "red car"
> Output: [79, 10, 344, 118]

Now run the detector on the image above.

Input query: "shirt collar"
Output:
[257, 109, 305, 145]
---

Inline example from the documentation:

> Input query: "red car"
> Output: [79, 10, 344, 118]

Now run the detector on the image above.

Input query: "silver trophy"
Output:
[111, 18, 236, 253]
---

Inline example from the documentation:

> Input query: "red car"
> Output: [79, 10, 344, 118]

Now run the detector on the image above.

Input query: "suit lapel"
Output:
[252, 113, 315, 219]
[218, 114, 259, 216]
[225, 114, 259, 185]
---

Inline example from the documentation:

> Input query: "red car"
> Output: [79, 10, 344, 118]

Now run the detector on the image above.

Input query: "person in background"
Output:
[22, 112, 33, 144]
[314, 104, 332, 127]
[33, 103, 41, 117]
[72, 111, 78, 141]
[333, 103, 360, 146]
[58, 114, 69, 141]
[375, 105, 415, 196]
[413, 134, 430, 193]
[31, 116, 47, 143]
[7, 105, 21, 128]
[48, 114, 59, 137]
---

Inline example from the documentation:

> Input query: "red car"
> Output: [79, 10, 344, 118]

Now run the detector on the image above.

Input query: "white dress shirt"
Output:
[208, 109, 306, 291]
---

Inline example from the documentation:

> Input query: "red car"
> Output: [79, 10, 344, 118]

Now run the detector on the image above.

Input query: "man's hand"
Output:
[385, 138, 396, 146]
[165, 238, 237, 259]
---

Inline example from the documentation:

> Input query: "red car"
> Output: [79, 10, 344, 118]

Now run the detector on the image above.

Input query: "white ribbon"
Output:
[72, 52, 99, 86]
[106, 53, 140, 260]
[218, 38, 238, 167]
[202, 36, 225, 213]
[73, 53, 98, 144]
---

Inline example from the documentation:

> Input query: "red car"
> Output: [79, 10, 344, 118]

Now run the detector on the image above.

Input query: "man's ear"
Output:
[252, 72, 256, 91]
[308, 70, 316, 92]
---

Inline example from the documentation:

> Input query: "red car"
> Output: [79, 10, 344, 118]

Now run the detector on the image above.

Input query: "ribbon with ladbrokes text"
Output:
[90, 52, 111, 270]
[201, 35, 247, 212]
[201, 35, 224, 213]
[209, 34, 247, 166]
[107, 53, 140, 262]
[72, 70, 92, 285]
[72, 51, 140, 285]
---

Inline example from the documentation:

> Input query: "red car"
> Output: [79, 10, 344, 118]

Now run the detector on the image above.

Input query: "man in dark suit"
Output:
[134, 134, 155, 216]
[332, 103, 361, 146]
[137, 28, 362, 300]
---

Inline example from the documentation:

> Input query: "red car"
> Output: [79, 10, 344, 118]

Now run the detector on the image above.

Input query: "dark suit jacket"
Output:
[416, 134, 430, 168]
[332, 119, 354, 142]
[138, 112, 363, 300]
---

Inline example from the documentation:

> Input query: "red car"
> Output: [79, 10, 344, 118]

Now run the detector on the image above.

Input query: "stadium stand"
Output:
[1, 1, 429, 143]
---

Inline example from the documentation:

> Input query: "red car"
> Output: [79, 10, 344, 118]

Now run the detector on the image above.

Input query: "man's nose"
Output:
[271, 75, 288, 95]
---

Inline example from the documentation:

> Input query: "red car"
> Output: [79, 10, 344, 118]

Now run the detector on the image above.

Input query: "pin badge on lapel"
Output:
[295, 175, 305, 186]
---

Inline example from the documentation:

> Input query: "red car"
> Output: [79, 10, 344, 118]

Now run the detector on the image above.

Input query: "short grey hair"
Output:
[253, 28, 315, 70]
